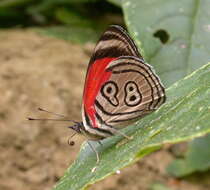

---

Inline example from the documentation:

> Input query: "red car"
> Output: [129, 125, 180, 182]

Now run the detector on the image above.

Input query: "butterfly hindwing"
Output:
[95, 56, 166, 128]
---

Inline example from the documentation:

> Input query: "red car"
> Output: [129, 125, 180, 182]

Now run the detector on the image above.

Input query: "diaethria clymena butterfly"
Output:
[29, 25, 166, 163]
[69, 25, 166, 162]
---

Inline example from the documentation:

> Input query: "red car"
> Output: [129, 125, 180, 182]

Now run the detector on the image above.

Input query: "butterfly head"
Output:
[69, 121, 107, 140]
[68, 122, 84, 134]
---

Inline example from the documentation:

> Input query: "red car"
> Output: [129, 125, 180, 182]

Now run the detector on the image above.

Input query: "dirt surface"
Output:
[0, 30, 209, 190]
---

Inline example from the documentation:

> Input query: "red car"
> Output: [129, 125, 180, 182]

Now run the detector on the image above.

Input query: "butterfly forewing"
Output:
[88, 25, 142, 66]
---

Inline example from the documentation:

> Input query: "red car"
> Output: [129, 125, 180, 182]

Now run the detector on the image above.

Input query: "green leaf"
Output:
[55, 7, 95, 27]
[31, 2, 118, 43]
[53, 62, 210, 190]
[122, 0, 210, 87]
[167, 134, 210, 177]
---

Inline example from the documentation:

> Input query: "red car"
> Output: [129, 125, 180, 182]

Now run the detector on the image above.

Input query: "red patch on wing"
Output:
[83, 57, 116, 128]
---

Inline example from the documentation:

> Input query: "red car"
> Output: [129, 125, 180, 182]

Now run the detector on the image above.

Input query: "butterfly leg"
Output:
[87, 141, 100, 164]
[110, 127, 133, 140]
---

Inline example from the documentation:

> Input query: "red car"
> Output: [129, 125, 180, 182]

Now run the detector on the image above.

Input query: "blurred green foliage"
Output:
[107, 0, 121, 7]
[0, 0, 122, 43]
[167, 134, 210, 177]
[0, 0, 121, 27]
[150, 183, 173, 190]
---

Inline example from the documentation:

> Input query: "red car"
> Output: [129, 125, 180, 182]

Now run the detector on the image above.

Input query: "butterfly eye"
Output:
[101, 81, 119, 106]
[124, 81, 142, 106]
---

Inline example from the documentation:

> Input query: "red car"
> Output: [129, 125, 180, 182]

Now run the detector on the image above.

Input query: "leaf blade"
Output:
[54, 62, 210, 190]
[123, 0, 210, 87]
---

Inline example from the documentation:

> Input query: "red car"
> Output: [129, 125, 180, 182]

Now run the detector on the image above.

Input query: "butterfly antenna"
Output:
[28, 117, 78, 123]
[37, 107, 67, 118]
[27, 107, 78, 124]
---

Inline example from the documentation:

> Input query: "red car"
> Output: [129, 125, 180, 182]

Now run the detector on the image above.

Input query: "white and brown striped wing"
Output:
[87, 25, 143, 70]
[81, 25, 166, 137]
[94, 56, 166, 128]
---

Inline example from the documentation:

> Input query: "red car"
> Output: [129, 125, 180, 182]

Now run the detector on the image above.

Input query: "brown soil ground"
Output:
[0, 30, 209, 190]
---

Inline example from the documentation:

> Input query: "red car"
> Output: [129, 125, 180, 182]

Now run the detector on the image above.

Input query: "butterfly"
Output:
[68, 25, 166, 162]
